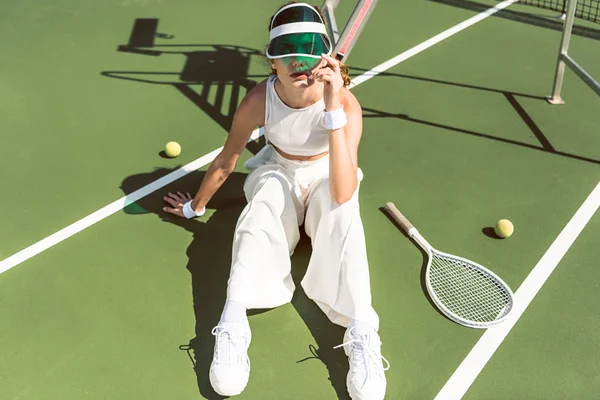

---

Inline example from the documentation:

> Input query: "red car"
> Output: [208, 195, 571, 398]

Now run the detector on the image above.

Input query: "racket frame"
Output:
[384, 202, 514, 329]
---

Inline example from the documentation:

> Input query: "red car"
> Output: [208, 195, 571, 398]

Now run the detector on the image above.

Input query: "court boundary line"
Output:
[0, 0, 517, 274]
[435, 182, 600, 400]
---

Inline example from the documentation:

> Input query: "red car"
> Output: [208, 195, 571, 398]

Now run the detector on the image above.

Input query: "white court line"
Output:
[0, 131, 250, 275]
[349, 0, 518, 88]
[0, 0, 516, 275]
[435, 181, 600, 400]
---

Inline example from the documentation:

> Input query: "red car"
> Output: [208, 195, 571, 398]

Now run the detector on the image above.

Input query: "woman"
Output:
[163, 2, 388, 399]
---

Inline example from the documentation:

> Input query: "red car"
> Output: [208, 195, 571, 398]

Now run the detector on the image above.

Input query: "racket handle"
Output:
[384, 202, 415, 234]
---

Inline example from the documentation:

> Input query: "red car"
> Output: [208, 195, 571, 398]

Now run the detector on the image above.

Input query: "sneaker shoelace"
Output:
[334, 327, 390, 386]
[211, 325, 250, 367]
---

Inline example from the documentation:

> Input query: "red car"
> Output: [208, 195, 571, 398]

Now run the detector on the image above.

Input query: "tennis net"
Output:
[514, 0, 599, 23]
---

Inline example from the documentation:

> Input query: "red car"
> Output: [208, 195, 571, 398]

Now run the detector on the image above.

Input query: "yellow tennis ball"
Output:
[494, 219, 514, 238]
[165, 141, 181, 158]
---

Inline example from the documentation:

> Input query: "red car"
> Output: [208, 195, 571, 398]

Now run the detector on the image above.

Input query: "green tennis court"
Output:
[1, 0, 598, 399]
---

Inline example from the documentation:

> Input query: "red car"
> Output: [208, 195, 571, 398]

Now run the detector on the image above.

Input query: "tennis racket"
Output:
[383, 202, 514, 329]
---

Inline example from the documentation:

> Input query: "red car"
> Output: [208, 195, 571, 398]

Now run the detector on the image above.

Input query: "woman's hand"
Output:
[163, 192, 193, 218]
[312, 54, 344, 111]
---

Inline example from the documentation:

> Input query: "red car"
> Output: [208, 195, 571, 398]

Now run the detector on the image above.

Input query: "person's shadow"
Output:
[121, 167, 247, 399]
[120, 167, 351, 399]
[290, 235, 351, 400]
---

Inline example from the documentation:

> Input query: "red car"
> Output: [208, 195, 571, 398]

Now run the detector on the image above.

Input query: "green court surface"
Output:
[1, 0, 599, 399]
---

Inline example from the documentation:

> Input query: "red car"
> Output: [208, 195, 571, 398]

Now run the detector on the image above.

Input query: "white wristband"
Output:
[182, 200, 205, 219]
[323, 106, 347, 131]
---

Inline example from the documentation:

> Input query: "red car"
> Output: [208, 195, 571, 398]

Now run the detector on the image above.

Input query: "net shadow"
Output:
[349, 68, 599, 165]
[429, 0, 600, 40]
[101, 18, 270, 156]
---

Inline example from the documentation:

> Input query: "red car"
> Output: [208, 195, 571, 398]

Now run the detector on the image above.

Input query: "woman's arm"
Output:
[327, 88, 362, 204]
[313, 54, 363, 205]
[163, 80, 266, 217]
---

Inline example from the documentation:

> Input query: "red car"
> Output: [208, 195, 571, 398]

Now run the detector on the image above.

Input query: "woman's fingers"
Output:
[321, 53, 340, 74]
[167, 191, 193, 201]
[162, 191, 194, 218]
[169, 192, 184, 200]
[163, 196, 179, 207]
[163, 206, 185, 218]
[313, 68, 335, 82]
[163, 192, 186, 207]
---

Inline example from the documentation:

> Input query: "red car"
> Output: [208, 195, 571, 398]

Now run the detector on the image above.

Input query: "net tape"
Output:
[509, 0, 599, 23]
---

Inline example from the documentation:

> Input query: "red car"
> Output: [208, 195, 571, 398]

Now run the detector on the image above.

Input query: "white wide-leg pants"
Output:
[226, 145, 379, 330]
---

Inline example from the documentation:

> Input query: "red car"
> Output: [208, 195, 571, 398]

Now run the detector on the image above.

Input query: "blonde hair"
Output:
[268, 2, 351, 87]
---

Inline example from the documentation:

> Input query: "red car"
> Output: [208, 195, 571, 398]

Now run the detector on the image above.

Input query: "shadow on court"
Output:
[351, 68, 599, 165]
[378, 207, 456, 324]
[101, 18, 270, 155]
[119, 167, 352, 399]
[290, 233, 352, 400]
[120, 167, 247, 399]
[430, 0, 600, 41]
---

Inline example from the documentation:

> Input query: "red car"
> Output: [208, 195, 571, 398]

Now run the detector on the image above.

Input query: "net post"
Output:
[547, 0, 578, 105]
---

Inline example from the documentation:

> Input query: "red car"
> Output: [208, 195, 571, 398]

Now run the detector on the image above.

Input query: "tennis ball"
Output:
[165, 141, 181, 158]
[494, 219, 514, 238]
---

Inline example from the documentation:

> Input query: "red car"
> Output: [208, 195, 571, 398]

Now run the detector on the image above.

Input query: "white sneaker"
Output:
[209, 323, 252, 396]
[334, 325, 390, 400]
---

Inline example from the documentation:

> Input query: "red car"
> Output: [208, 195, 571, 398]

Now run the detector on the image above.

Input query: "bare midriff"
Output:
[273, 145, 329, 161]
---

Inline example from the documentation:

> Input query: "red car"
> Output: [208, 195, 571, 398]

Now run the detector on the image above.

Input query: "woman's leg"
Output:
[302, 177, 388, 400]
[210, 164, 303, 397]
[302, 177, 379, 330]
[226, 164, 303, 309]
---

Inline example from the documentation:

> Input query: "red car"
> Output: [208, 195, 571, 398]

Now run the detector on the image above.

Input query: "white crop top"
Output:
[264, 75, 329, 156]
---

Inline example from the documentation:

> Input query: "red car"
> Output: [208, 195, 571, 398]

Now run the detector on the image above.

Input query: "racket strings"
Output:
[429, 254, 512, 324]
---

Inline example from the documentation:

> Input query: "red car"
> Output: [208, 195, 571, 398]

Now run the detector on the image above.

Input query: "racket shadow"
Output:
[378, 207, 456, 324]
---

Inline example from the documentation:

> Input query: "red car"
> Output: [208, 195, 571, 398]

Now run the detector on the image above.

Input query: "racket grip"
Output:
[384, 202, 414, 233]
